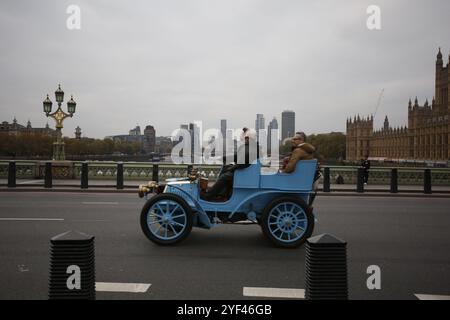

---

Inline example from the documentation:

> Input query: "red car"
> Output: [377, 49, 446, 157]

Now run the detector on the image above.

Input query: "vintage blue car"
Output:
[139, 159, 318, 248]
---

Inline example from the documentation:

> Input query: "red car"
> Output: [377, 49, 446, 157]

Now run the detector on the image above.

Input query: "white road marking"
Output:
[0, 218, 64, 221]
[95, 282, 151, 293]
[243, 287, 305, 299]
[82, 202, 118, 205]
[18, 180, 43, 185]
[415, 294, 450, 300]
[71, 219, 109, 222]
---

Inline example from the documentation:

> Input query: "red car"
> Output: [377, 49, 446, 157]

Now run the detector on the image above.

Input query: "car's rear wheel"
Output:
[261, 196, 314, 248]
[140, 193, 193, 245]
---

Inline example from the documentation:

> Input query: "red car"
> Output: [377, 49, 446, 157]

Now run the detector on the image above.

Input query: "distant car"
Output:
[138, 160, 319, 248]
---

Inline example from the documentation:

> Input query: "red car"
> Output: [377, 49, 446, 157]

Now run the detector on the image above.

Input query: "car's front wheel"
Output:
[140, 193, 193, 245]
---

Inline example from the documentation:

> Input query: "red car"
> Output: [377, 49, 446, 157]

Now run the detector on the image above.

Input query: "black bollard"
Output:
[323, 167, 330, 192]
[152, 164, 159, 183]
[305, 234, 348, 300]
[7, 161, 16, 188]
[390, 168, 398, 193]
[45, 162, 52, 189]
[48, 231, 95, 300]
[356, 168, 364, 193]
[116, 163, 124, 190]
[424, 169, 432, 194]
[81, 162, 89, 189]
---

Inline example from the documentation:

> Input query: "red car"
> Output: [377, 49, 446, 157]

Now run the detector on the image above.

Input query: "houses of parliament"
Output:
[346, 48, 450, 162]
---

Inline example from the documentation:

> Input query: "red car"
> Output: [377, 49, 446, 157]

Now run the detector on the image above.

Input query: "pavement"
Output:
[1, 179, 450, 195]
[0, 192, 449, 300]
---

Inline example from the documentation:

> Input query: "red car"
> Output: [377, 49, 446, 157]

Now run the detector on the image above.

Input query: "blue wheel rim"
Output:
[147, 200, 187, 240]
[267, 202, 307, 243]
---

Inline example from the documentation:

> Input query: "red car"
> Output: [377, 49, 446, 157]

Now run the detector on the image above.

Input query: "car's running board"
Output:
[226, 220, 258, 225]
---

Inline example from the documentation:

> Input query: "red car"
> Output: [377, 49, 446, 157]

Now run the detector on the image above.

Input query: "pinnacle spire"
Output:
[437, 47, 443, 65]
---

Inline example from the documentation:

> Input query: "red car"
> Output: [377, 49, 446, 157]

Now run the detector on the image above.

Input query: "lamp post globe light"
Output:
[42, 84, 77, 161]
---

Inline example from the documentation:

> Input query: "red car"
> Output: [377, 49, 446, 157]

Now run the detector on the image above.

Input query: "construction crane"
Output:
[364, 88, 384, 161]
[373, 88, 385, 119]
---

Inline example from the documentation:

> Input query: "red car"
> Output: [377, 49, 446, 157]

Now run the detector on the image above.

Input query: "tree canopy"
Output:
[280, 132, 346, 163]
[0, 133, 141, 158]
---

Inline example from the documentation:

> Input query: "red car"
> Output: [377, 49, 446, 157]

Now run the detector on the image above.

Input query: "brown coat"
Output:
[283, 143, 315, 173]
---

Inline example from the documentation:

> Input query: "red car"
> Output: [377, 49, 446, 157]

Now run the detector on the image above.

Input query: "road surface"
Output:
[0, 192, 449, 299]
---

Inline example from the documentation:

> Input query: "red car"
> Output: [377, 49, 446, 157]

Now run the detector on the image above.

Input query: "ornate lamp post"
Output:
[42, 85, 77, 161]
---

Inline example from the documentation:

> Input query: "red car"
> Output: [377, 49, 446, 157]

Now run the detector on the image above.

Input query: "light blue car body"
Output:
[159, 159, 318, 229]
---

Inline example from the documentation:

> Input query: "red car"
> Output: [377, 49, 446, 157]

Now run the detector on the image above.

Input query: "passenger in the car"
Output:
[280, 132, 315, 173]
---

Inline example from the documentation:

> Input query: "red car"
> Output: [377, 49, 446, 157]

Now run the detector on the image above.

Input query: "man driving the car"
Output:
[201, 128, 259, 201]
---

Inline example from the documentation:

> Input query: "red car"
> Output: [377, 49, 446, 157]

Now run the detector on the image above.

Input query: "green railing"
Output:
[71, 162, 222, 181]
[0, 160, 449, 186]
[327, 166, 450, 186]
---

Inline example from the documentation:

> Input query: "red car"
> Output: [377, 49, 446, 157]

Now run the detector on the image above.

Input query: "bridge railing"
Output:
[326, 165, 450, 186]
[71, 162, 223, 182]
[0, 160, 449, 193]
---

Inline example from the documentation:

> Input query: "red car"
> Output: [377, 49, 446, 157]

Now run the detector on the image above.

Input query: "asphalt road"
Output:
[0, 192, 449, 300]
[2, 178, 450, 193]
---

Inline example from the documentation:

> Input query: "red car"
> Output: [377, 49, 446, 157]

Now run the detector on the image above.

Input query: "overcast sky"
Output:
[0, 0, 449, 138]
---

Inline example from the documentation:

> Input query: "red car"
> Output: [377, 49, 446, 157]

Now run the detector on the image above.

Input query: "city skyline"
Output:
[1, 1, 449, 139]
[0, 109, 301, 140]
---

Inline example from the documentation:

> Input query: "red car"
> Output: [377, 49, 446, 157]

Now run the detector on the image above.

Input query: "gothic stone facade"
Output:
[0, 118, 55, 137]
[346, 48, 450, 162]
